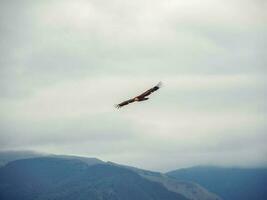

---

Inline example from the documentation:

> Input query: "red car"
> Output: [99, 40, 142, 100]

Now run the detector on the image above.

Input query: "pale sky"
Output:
[0, 0, 266, 171]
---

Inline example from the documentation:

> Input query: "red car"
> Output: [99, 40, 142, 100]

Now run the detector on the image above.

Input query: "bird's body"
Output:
[115, 82, 162, 108]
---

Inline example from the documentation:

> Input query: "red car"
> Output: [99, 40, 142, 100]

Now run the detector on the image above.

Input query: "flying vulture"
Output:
[115, 82, 162, 108]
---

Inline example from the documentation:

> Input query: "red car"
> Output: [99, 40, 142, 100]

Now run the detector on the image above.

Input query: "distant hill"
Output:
[0, 151, 222, 200]
[108, 162, 221, 200]
[167, 166, 267, 200]
[0, 150, 48, 166]
[0, 157, 189, 200]
[0, 150, 103, 167]
[49, 154, 105, 166]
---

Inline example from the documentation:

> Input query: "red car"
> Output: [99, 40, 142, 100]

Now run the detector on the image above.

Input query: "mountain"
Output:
[49, 154, 105, 166]
[167, 166, 267, 200]
[0, 157, 190, 200]
[0, 151, 222, 200]
[108, 162, 222, 200]
[0, 150, 103, 167]
[0, 150, 48, 166]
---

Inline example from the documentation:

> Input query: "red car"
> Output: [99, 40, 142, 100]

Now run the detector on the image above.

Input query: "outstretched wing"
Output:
[115, 98, 135, 108]
[136, 82, 162, 99]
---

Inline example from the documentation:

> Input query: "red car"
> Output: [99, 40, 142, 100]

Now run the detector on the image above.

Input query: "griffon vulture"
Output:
[115, 82, 162, 108]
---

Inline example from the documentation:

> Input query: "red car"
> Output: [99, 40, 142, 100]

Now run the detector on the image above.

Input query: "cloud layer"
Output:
[0, 0, 266, 171]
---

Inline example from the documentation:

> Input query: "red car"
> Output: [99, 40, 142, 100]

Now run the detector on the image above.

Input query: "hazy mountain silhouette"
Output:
[167, 166, 267, 200]
[108, 162, 222, 200]
[1, 151, 265, 200]
[0, 151, 103, 167]
[0, 151, 221, 200]
[0, 157, 189, 200]
[0, 150, 48, 166]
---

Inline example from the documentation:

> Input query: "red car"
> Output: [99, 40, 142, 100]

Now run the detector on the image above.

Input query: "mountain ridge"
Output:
[167, 166, 267, 200]
[0, 151, 221, 200]
[1, 151, 266, 200]
[0, 157, 189, 200]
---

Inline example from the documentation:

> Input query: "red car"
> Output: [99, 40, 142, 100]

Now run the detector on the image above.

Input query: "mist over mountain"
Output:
[0, 151, 103, 167]
[0, 150, 48, 166]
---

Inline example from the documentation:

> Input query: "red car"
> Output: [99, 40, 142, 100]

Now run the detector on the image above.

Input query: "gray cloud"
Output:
[0, 0, 266, 171]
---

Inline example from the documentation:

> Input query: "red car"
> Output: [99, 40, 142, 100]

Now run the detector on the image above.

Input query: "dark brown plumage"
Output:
[115, 82, 162, 108]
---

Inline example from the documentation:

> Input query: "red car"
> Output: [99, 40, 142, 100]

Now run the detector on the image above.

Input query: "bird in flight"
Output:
[115, 82, 162, 108]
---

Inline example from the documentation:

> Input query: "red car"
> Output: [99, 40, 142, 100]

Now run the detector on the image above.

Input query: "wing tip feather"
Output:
[114, 104, 120, 109]
[156, 81, 163, 88]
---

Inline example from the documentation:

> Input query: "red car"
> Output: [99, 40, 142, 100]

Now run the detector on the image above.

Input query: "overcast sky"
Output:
[0, 0, 266, 171]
